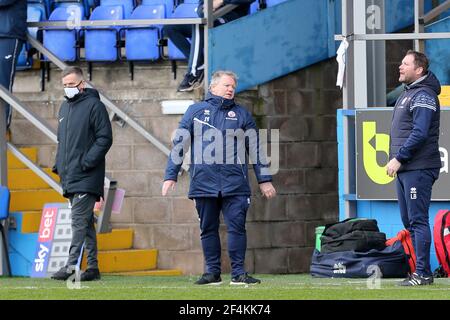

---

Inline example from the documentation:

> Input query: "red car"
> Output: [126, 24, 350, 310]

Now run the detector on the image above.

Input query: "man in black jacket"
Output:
[163, 0, 254, 92]
[0, 0, 27, 131]
[51, 66, 113, 282]
[387, 50, 441, 286]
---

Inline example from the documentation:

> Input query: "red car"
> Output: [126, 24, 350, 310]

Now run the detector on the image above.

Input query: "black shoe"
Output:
[51, 266, 74, 281]
[194, 273, 222, 285]
[80, 268, 101, 281]
[398, 272, 433, 286]
[230, 273, 261, 285]
[177, 71, 204, 92]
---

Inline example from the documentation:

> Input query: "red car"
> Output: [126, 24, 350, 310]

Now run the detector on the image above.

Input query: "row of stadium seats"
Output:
[18, 0, 288, 71]
[27, 0, 199, 20]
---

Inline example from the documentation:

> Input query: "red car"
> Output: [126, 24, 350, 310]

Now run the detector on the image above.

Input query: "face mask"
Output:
[63, 81, 82, 99]
[64, 87, 79, 99]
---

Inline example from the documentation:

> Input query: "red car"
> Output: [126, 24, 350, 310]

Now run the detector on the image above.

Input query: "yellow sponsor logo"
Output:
[362, 121, 394, 185]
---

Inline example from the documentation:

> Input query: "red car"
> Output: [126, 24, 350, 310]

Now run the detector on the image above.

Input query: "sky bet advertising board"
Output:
[355, 108, 450, 200]
[31, 203, 73, 278]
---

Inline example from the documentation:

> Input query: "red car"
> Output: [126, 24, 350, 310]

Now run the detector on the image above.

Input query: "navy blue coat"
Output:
[0, 0, 27, 41]
[389, 71, 442, 172]
[164, 92, 272, 198]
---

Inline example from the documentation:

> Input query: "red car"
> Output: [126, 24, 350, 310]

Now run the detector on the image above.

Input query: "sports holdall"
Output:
[433, 209, 450, 277]
[310, 240, 410, 278]
[385, 229, 416, 274]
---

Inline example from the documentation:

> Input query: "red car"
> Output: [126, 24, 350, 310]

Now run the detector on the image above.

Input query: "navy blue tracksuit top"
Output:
[389, 71, 442, 172]
[164, 92, 272, 199]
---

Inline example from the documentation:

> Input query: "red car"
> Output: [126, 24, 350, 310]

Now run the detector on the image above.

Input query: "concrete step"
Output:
[110, 269, 183, 276]
[8, 168, 59, 190]
[13, 61, 190, 93]
[97, 229, 133, 251]
[12, 211, 42, 233]
[10, 189, 66, 211]
[81, 249, 158, 273]
[8, 148, 38, 169]
[13, 87, 199, 103]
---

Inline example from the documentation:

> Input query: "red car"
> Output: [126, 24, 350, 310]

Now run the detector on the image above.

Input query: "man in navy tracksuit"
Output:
[0, 0, 27, 131]
[162, 70, 276, 285]
[387, 50, 441, 286]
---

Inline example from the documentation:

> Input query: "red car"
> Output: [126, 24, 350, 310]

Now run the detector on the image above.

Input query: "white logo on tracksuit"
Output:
[410, 187, 417, 200]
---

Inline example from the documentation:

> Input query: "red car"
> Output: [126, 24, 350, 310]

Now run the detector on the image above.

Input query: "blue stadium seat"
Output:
[168, 3, 198, 60]
[28, 0, 52, 18]
[85, 5, 124, 61]
[43, 6, 83, 61]
[17, 4, 44, 70]
[141, 0, 174, 17]
[125, 5, 165, 61]
[249, 0, 258, 14]
[53, 1, 86, 19]
[100, 0, 134, 18]
[0, 186, 11, 276]
[27, 1, 47, 19]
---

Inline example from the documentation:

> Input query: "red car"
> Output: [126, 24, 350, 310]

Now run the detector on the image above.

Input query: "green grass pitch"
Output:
[0, 274, 449, 300]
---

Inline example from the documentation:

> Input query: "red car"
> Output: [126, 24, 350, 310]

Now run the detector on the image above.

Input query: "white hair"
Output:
[209, 70, 238, 88]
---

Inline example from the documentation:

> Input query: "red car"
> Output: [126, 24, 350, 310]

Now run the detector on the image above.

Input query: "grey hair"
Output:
[62, 66, 84, 79]
[209, 70, 238, 88]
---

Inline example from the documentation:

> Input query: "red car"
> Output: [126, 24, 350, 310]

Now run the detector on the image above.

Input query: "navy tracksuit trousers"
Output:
[194, 195, 250, 278]
[0, 38, 23, 128]
[396, 168, 440, 277]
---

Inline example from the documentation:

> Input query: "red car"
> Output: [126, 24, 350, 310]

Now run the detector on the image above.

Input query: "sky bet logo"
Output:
[362, 121, 394, 185]
[34, 243, 50, 273]
[32, 206, 58, 277]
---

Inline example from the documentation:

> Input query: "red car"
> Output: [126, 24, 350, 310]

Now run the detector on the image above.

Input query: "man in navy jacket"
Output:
[0, 0, 27, 131]
[386, 50, 441, 286]
[163, 70, 276, 285]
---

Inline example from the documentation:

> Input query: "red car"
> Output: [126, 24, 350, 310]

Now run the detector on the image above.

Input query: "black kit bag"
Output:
[321, 230, 387, 253]
[310, 240, 410, 278]
[322, 218, 380, 238]
[320, 218, 386, 253]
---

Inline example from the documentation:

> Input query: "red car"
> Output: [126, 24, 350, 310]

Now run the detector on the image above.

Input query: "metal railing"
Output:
[26, 1, 239, 172]
[27, 33, 190, 172]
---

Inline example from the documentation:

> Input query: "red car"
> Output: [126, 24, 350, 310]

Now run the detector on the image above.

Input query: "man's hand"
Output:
[162, 180, 176, 196]
[213, 0, 224, 11]
[386, 158, 401, 177]
[259, 182, 276, 199]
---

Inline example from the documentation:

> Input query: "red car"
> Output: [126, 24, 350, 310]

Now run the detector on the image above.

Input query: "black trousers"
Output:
[0, 37, 23, 128]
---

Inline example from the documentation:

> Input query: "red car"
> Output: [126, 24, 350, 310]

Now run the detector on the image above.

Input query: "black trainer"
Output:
[194, 273, 222, 285]
[177, 71, 204, 92]
[230, 273, 261, 285]
[80, 268, 101, 281]
[398, 272, 434, 286]
[51, 266, 74, 281]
